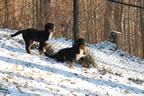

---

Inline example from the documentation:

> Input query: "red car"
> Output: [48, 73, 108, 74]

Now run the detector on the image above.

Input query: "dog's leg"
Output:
[69, 60, 74, 68]
[39, 42, 44, 55]
[28, 40, 34, 51]
[25, 39, 31, 54]
[39, 41, 47, 55]
[79, 57, 89, 68]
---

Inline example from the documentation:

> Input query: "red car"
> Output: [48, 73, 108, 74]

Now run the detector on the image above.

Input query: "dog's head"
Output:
[45, 23, 56, 33]
[79, 44, 87, 51]
[74, 38, 86, 47]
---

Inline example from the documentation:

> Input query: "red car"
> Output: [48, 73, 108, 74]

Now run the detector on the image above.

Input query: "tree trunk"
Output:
[4, 0, 9, 27]
[139, 0, 144, 58]
[104, 1, 111, 41]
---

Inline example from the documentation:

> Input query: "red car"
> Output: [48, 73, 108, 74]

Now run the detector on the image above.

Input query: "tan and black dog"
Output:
[44, 38, 89, 68]
[11, 23, 55, 55]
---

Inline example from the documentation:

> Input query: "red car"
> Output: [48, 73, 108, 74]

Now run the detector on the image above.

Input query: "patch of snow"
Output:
[0, 28, 144, 96]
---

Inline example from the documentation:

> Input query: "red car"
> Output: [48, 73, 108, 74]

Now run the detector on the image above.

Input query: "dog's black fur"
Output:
[44, 38, 89, 68]
[11, 23, 55, 55]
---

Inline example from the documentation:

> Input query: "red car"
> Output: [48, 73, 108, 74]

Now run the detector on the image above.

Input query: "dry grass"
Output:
[128, 78, 144, 84]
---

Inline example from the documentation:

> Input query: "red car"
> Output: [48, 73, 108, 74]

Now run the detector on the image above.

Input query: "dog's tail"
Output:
[11, 30, 24, 37]
[44, 52, 56, 59]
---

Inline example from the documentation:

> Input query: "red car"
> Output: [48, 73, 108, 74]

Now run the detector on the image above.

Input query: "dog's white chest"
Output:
[76, 49, 85, 60]
[48, 32, 54, 40]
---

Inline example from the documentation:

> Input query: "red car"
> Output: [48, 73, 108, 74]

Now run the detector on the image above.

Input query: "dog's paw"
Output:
[69, 65, 74, 69]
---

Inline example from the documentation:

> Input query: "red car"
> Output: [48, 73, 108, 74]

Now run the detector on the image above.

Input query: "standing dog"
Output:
[44, 38, 89, 68]
[11, 23, 55, 55]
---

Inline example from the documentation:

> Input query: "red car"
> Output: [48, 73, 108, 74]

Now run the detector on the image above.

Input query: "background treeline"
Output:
[0, 0, 144, 58]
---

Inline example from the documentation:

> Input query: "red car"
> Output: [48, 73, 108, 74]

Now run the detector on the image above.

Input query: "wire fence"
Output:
[0, 27, 144, 84]
[0, 0, 144, 58]
[45, 37, 144, 81]
[0, 0, 144, 84]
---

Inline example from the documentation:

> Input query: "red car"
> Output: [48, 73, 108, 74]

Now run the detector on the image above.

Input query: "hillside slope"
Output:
[0, 29, 144, 96]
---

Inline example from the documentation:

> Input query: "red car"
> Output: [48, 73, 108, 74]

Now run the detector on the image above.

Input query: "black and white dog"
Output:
[44, 38, 89, 68]
[11, 23, 56, 55]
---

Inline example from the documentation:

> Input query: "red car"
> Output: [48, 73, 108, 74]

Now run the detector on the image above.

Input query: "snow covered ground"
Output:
[0, 28, 144, 96]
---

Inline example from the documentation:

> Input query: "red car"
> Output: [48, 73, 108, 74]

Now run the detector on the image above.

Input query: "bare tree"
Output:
[4, 0, 9, 27]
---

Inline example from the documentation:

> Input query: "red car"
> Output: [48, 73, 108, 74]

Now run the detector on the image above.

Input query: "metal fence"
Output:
[46, 37, 144, 81]
[0, 0, 144, 58]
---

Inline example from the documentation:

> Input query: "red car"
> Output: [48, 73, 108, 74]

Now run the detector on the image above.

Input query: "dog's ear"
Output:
[45, 23, 54, 30]
[75, 38, 85, 46]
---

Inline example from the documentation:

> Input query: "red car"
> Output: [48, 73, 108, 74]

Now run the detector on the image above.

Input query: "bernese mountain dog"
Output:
[44, 38, 89, 68]
[11, 23, 55, 55]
